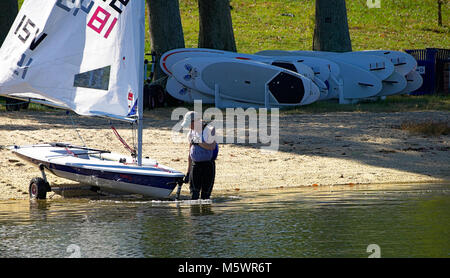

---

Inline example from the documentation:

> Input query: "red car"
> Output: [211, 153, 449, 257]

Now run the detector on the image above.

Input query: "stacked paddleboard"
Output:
[255, 50, 422, 104]
[161, 48, 321, 108]
[161, 48, 422, 107]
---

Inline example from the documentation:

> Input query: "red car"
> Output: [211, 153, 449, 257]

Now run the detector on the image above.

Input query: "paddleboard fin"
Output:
[370, 66, 386, 71]
[358, 82, 375, 87]
[383, 80, 399, 84]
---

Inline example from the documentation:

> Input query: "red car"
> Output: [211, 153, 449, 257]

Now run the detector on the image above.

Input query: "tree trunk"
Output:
[198, 0, 236, 52]
[147, 0, 185, 82]
[313, 0, 352, 52]
[0, 0, 20, 109]
[0, 0, 18, 47]
[438, 0, 443, 27]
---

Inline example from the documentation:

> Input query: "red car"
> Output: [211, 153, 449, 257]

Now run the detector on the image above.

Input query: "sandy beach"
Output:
[0, 108, 449, 200]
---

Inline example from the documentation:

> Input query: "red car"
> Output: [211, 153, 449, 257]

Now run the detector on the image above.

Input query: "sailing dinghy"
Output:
[0, 0, 184, 199]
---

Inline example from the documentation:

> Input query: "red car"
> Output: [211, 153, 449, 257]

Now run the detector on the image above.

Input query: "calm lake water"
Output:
[0, 183, 449, 258]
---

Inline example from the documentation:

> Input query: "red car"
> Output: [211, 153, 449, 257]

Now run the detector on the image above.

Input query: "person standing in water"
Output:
[181, 111, 218, 200]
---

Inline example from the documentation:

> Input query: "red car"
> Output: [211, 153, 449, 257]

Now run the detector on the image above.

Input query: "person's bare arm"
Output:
[198, 141, 216, 150]
[198, 126, 216, 150]
[187, 143, 192, 173]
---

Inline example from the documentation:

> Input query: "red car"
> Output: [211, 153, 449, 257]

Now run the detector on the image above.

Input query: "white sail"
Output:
[0, 0, 145, 120]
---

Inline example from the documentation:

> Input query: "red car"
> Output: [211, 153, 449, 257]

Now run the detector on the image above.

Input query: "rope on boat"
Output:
[64, 146, 78, 157]
[68, 111, 87, 147]
[110, 124, 137, 158]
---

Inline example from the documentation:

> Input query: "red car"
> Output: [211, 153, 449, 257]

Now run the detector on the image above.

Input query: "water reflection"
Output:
[0, 183, 449, 258]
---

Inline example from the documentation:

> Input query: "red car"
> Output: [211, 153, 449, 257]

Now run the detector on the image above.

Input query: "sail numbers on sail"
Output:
[56, 0, 94, 15]
[13, 14, 47, 51]
[56, 0, 130, 15]
[87, 6, 119, 39]
[56, 0, 130, 39]
[13, 54, 33, 79]
[11, 13, 46, 79]
[104, 0, 130, 14]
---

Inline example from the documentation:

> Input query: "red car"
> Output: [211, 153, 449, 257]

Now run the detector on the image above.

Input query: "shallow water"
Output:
[0, 183, 449, 258]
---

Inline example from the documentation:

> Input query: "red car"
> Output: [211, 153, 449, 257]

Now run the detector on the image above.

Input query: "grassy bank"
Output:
[16, 0, 450, 53]
[2, 94, 449, 113]
[9, 1, 449, 114]
[179, 0, 449, 53]
[282, 94, 450, 114]
[174, 94, 450, 114]
[400, 120, 450, 136]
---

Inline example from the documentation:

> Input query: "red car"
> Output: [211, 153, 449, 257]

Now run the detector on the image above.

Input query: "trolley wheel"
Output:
[29, 177, 50, 200]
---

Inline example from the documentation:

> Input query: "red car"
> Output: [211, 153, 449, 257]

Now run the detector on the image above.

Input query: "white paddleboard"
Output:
[257, 51, 383, 99]
[162, 48, 318, 79]
[335, 61, 383, 98]
[331, 53, 394, 81]
[217, 99, 267, 109]
[265, 58, 329, 100]
[284, 50, 394, 81]
[398, 70, 423, 95]
[162, 48, 332, 100]
[377, 72, 407, 96]
[167, 72, 301, 109]
[161, 48, 227, 76]
[171, 57, 320, 106]
[255, 58, 329, 100]
[357, 50, 417, 76]
[255, 50, 350, 100]
[162, 48, 332, 101]
[166, 75, 215, 103]
[310, 77, 329, 100]
[255, 50, 338, 81]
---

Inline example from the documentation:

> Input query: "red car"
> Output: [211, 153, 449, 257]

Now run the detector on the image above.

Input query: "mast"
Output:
[137, 0, 145, 166]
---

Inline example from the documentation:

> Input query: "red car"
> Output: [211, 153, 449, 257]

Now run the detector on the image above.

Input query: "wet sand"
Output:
[0, 108, 449, 200]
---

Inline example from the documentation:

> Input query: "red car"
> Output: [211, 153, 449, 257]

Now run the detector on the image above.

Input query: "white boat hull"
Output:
[12, 144, 184, 199]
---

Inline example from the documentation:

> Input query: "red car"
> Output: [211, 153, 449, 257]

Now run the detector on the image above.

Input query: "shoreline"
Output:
[0, 109, 449, 200]
[1, 179, 448, 202]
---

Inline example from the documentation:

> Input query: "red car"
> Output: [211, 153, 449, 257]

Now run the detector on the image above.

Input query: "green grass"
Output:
[17, 0, 450, 53]
[282, 94, 450, 113]
[2, 94, 449, 113]
[153, 94, 450, 114]
[11, 0, 450, 115]
[0, 98, 56, 112]
[400, 119, 450, 136]
[177, 0, 449, 53]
